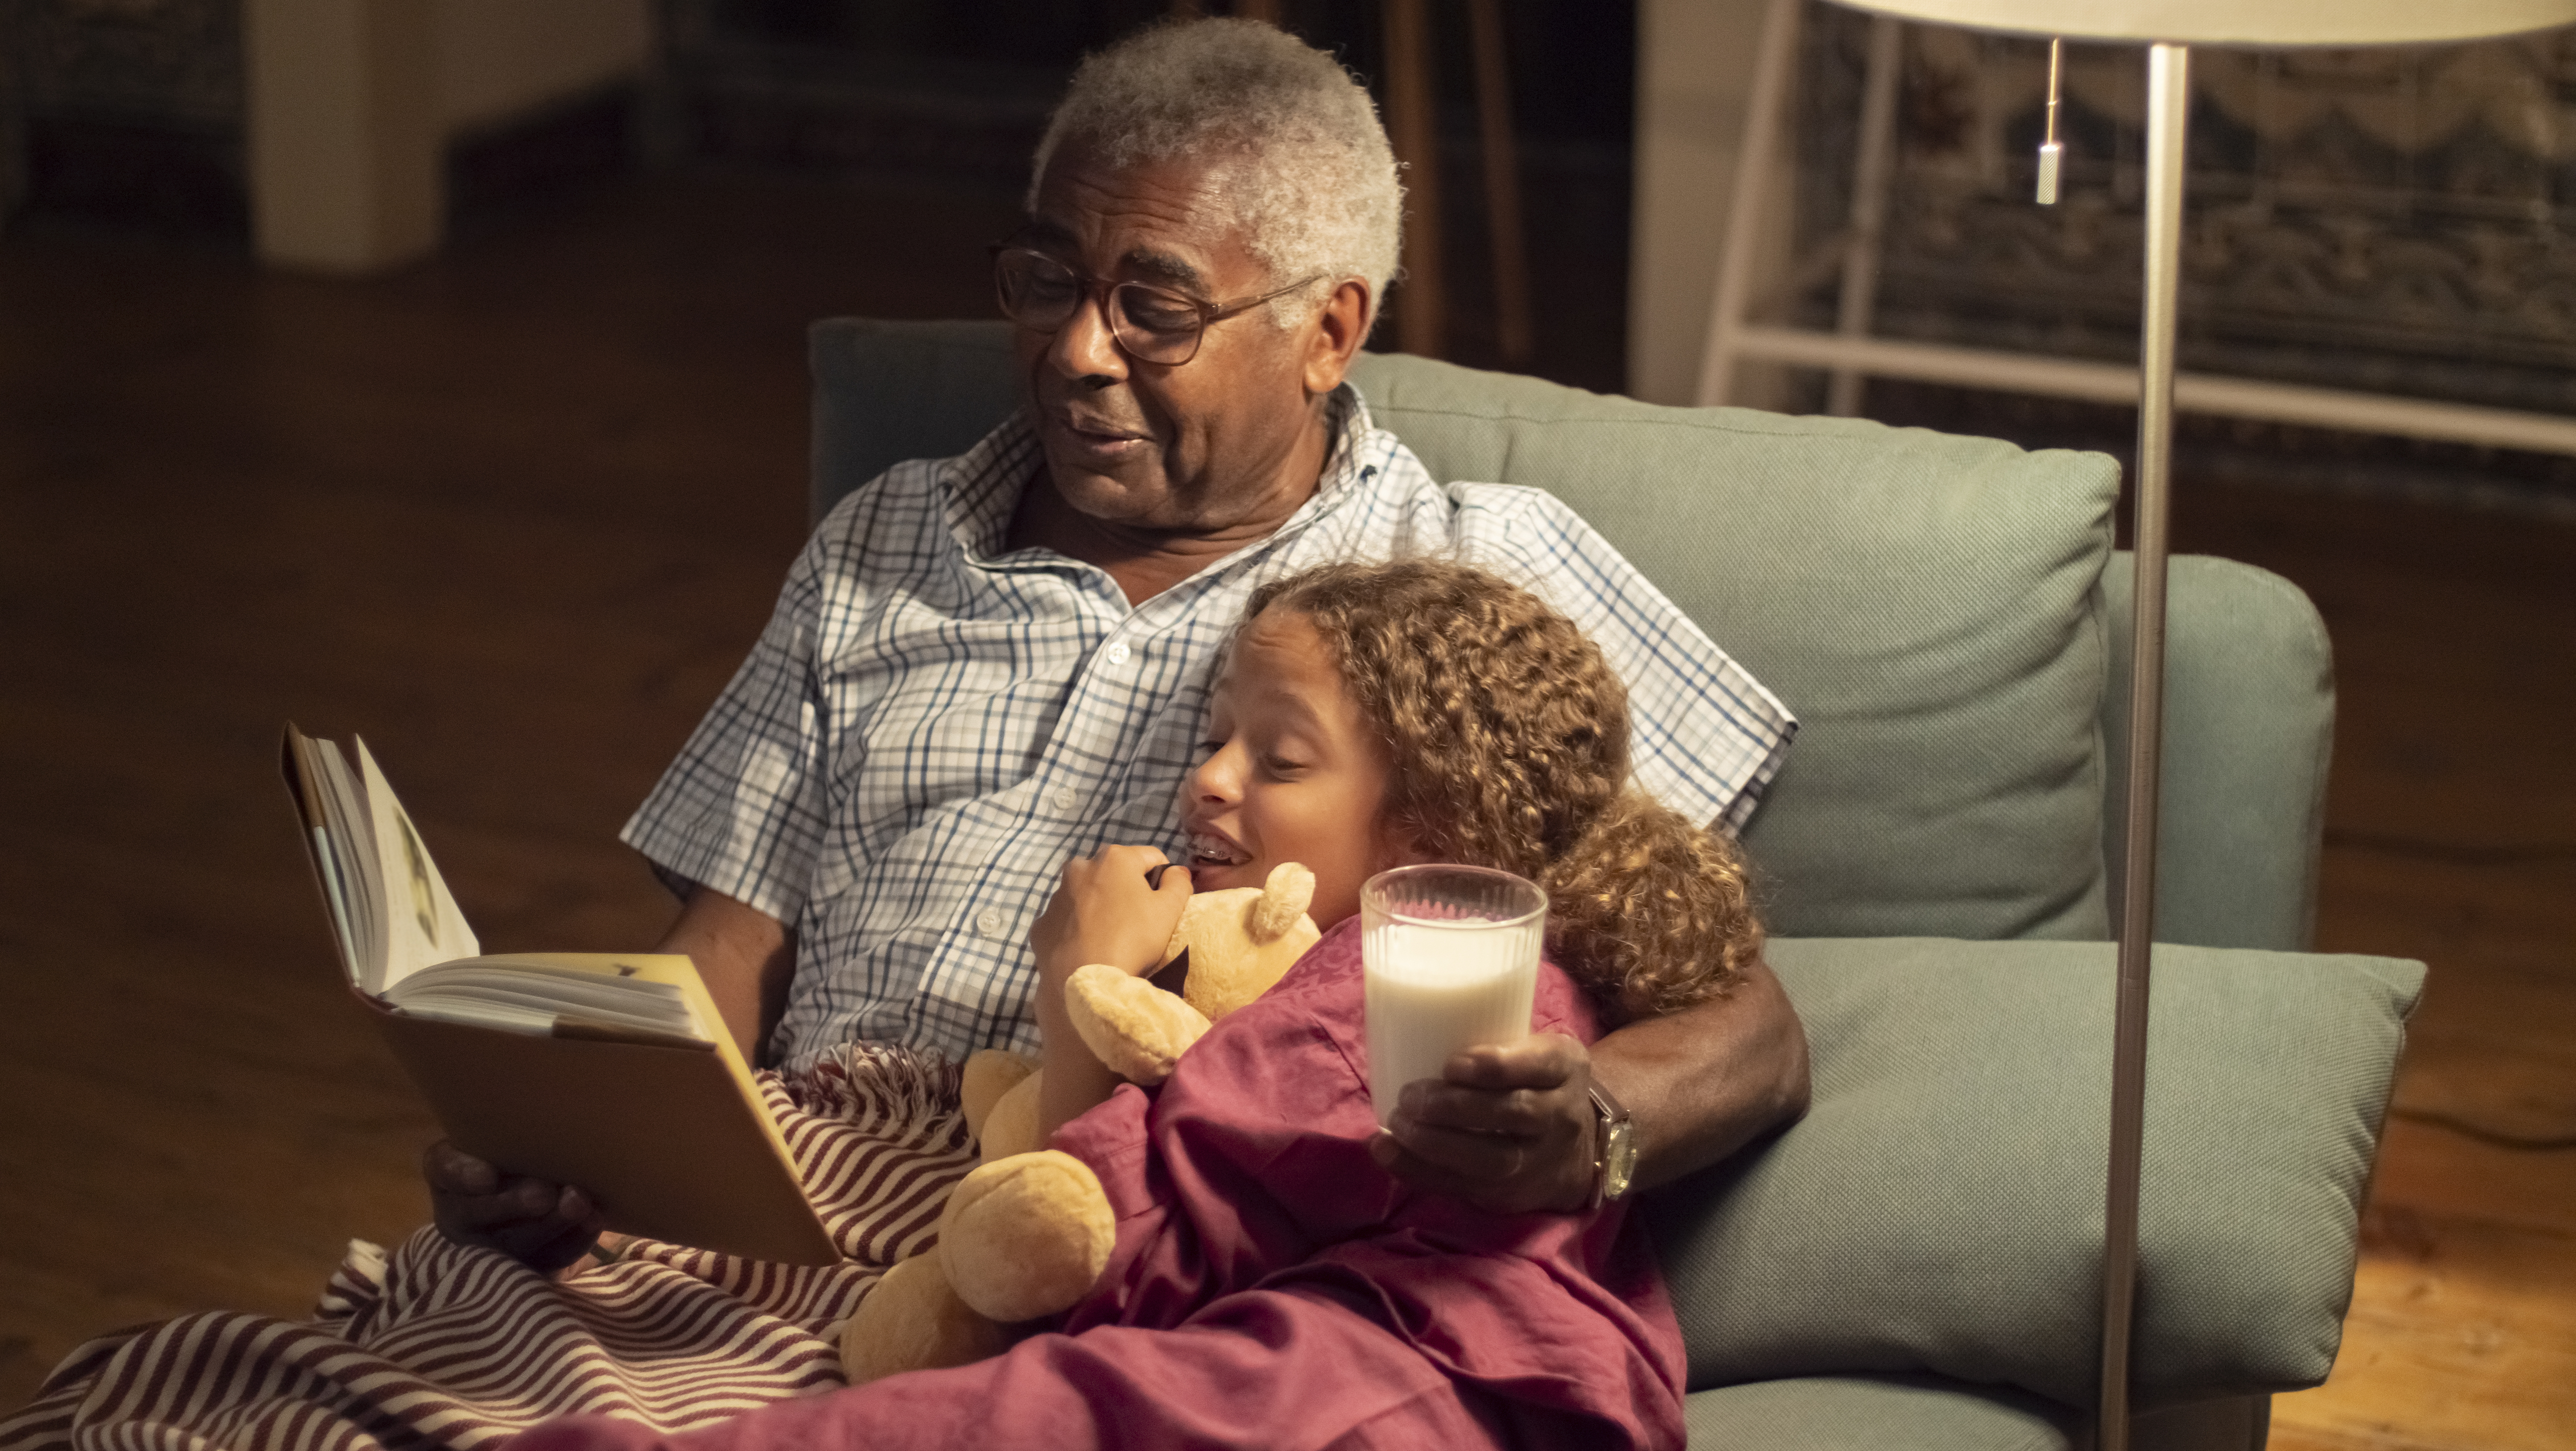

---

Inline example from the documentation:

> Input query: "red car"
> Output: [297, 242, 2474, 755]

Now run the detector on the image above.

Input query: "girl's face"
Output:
[1182, 609, 1408, 928]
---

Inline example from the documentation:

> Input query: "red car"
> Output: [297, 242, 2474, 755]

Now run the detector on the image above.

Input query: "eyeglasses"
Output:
[991, 246, 1325, 366]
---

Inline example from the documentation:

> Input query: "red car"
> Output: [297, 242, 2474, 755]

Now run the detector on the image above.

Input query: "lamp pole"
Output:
[2100, 41, 2189, 1451]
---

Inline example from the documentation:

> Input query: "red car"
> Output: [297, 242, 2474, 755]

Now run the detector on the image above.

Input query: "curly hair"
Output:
[1245, 560, 1764, 1021]
[1029, 17, 1403, 328]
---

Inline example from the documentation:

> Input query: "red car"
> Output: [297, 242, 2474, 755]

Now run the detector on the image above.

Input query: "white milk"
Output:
[1362, 919, 1541, 1128]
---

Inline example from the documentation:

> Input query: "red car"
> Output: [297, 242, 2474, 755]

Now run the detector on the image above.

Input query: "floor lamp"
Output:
[1719, 4, 2576, 1450]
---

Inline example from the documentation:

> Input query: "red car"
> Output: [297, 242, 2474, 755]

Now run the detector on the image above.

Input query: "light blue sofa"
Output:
[808, 319, 2424, 1451]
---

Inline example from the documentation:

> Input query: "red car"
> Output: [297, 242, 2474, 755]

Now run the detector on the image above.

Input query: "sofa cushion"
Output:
[1684, 1375, 2267, 1451]
[1348, 353, 2120, 941]
[1685, 1374, 2074, 1451]
[1642, 937, 2424, 1408]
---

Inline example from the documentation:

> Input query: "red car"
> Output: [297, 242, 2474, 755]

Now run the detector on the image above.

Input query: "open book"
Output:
[281, 725, 839, 1266]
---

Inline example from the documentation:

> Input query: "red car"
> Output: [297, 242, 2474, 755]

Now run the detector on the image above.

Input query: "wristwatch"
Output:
[1586, 1076, 1639, 1208]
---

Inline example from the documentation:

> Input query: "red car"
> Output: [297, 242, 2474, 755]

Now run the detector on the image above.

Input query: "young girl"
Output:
[1039, 559, 1764, 1446]
[510, 560, 1763, 1451]
[1028, 557, 1764, 1148]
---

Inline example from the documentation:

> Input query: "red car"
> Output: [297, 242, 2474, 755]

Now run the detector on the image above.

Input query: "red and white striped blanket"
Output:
[1, 1047, 976, 1451]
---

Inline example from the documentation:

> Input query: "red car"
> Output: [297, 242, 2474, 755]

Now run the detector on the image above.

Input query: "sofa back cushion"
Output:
[1348, 353, 2120, 940]
[808, 322, 2124, 941]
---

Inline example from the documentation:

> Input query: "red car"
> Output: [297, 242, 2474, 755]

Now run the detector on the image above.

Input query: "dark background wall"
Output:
[0, 0, 1643, 391]
[654, 0, 1640, 386]
[0, 0, 248, 237]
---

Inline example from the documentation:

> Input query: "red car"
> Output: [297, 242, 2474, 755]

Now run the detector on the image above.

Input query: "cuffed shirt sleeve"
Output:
[619, 528, 838, 929]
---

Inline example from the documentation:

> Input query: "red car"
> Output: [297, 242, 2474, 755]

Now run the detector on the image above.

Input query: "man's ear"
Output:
[1302, 278, 1374, 398]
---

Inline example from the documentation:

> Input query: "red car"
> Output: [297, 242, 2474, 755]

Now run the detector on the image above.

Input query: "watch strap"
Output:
[1585, 1078, 1632, 1210]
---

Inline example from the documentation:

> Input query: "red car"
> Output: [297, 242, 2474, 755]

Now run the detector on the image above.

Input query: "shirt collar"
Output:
[1312, 383, 1381, 500]
[942, 410, 1045, 563]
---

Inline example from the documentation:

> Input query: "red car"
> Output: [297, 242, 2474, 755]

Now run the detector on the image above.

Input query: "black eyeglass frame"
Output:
[990, 244, 1329, 366]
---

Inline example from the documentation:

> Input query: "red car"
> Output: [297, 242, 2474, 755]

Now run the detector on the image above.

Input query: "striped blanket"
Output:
[1, 1047, 976, 1451]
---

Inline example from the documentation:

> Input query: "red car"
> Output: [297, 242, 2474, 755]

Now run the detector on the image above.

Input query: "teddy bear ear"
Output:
[1252, 862, 1316, 942]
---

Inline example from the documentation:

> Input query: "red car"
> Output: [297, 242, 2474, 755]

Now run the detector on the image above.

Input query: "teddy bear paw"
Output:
[839, 1249, 1006, 1384]
[1066, 963, 1210, 1085]
[939, 1150, 1117, 1323]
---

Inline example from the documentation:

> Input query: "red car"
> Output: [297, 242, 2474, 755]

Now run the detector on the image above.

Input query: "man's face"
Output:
[1010, 142, 1344, 536]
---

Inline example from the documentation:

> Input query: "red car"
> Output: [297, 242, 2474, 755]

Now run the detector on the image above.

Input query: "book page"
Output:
[282, 727, 362, 980]
[390, 959, 696, 1038]
[310, 736, 388, 992]
[355, 738, 479, 991]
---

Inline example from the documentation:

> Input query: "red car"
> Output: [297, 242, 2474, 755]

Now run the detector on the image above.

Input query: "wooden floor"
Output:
[1, 171, 2570, 1449]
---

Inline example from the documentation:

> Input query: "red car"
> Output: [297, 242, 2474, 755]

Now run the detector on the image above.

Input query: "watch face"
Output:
[1602, 1117, 1640, 1200]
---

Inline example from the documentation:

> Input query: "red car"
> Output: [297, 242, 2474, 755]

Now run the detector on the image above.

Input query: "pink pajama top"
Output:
[1045, 915, 1688, 1448]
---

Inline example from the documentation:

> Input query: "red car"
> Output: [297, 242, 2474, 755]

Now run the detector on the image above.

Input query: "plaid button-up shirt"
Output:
[624, 388, 1794, 1068]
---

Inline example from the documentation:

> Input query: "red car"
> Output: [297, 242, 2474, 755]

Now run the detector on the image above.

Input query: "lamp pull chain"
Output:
[2037, 38, 2065, 205]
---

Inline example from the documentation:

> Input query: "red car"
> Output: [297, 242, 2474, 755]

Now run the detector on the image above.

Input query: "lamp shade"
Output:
[1838, 0, 2576, 45]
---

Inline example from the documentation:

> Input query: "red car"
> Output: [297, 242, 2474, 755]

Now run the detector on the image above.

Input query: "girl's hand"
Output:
[1029, 844, 1193, 989]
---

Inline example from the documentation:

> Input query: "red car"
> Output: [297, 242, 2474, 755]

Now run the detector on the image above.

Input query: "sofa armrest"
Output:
[1645, 937, 2420, 1410]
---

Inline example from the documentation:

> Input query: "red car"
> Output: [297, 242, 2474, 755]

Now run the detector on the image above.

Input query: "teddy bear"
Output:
[837, 862, 1321, 1384]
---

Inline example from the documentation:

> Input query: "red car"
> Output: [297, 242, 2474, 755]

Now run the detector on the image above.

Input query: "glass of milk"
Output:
[1360, 864, 1547, 1128]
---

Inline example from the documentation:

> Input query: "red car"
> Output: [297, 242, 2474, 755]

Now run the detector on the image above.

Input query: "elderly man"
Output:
[433, 16, 1806, 1276]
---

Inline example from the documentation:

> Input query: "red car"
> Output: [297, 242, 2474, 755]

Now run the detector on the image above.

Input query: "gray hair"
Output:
[1027, 18, 1403, 326]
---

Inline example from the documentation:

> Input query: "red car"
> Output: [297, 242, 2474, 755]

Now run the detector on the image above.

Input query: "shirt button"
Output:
[1103, 641, 1130, 666]
[975, 907, 1005, 939]
[1049, 786, 1077, 813]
